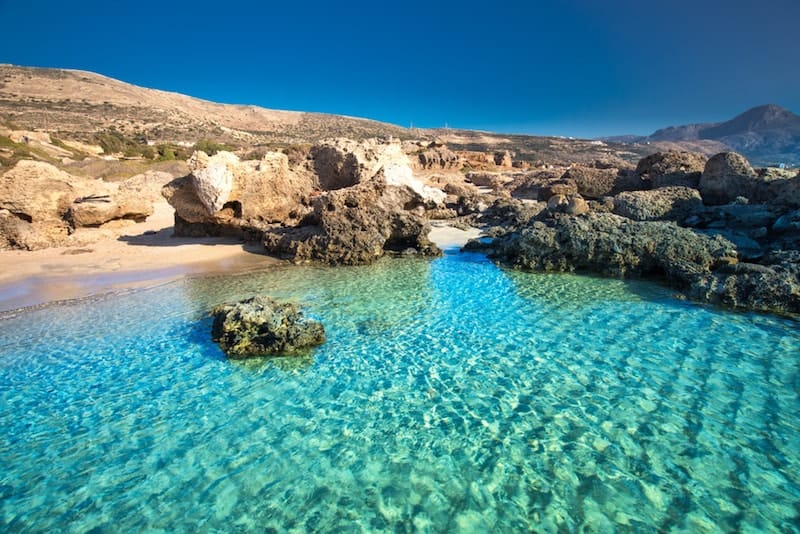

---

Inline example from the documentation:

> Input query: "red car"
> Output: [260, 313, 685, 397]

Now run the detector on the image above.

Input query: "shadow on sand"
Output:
[117, 226, 267, 255]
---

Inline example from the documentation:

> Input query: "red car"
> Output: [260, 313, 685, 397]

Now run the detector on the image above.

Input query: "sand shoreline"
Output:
[0, 205, 482, 312]
[0, 202, 281, 312]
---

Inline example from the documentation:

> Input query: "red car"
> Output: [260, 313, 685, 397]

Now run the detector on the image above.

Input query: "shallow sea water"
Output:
[0, 250, 798, 532]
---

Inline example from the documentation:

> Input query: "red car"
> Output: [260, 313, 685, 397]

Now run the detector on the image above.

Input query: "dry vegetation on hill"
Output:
[0, 64, 734, 171]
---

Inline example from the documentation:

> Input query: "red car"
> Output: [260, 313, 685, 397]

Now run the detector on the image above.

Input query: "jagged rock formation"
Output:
[262, 176, 441, 265]
[211, 296, 325, 358]
[160, 138, 448, 264]
[485, 212, 735, 282]
[472, 150, 800, 314]
[0, 160, 154, 249]
[162, 150, 315, 236]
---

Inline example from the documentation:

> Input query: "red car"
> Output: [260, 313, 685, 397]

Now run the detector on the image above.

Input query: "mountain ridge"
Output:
[614, 104, 800, 166]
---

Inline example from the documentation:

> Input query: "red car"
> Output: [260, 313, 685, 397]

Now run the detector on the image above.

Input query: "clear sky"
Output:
[0, 0, 798, 138]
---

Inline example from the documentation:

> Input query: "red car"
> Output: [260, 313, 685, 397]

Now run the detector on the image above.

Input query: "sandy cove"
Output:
[0, 201, 481, 312]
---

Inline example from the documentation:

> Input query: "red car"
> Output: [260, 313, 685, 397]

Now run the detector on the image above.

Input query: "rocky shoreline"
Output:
[2, 135, 799, 316]
[467, 152, 800, 315]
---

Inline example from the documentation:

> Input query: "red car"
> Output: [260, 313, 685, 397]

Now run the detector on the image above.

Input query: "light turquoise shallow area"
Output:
[1, 251, 798, 532]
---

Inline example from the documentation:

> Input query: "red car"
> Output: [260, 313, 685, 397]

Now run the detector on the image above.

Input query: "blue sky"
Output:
[0, 0, 798, 138]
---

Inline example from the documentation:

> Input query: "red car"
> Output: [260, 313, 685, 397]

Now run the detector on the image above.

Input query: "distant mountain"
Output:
[617, 105, 800, 166]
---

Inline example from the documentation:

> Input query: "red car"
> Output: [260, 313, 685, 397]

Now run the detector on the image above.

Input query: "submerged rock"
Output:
[211, 296, 325, 358]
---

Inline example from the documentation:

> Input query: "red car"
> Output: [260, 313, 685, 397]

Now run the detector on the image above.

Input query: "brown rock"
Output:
[418, 147, 462, 170]
[1, 160, 155, 248]
[561, 166, 639, 199]
[494, 150, 513, 167]
[262, 177, 440, 265]
[699, 152, 757, 205]
[635, 151, 707, 188]
[163, 150, 316, 235]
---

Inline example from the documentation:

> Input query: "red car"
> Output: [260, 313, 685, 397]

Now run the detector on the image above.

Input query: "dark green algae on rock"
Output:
[211, 296, 326, 359]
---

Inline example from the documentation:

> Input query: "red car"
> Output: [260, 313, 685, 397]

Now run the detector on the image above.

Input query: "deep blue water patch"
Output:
[1, 253, 798, 531]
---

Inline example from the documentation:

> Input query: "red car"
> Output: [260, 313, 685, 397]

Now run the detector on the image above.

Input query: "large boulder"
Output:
[613, 187, 704, 222]
[699, 152, 758, 205]
[68, 192, 152, 227]
[507, 170, 565, 200]
[484, 212, 735, 285]
[311, 137, 412, 190]
[561, 166, 643, 199]
[635, 151, 707, 189]
[211, 296, 325, 359]
[162, 150, 315, 235]
[0, 160, 74, 247]
[0, 160, 155, 249]
[263, 177, 441, 265]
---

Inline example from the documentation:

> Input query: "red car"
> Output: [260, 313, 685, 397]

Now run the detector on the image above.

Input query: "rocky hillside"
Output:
[0, 65, 412, 147]
[1, 64, 723, 168]
[629, 105, 800, 167]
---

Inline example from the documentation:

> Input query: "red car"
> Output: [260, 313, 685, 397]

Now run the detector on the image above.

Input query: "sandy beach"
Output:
[0, 203, 482, 312]
[0, 202, 280, 311]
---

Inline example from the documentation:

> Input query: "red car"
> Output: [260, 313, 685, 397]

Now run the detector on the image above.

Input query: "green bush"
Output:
[194, 139, 233, 156]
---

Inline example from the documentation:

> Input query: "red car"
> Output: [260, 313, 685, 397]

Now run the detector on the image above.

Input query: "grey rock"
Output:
[212, 296, 325, 359]
[613, 187, 703, 222]
[635, 151, 707, 189]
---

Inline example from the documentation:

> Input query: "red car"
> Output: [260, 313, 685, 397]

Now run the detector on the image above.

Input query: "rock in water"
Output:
[211, 297, 325, 359]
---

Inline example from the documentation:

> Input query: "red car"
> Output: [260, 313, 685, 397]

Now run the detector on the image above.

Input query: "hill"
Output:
[0, 64, 412, 148]
[638, 105, 800, 166]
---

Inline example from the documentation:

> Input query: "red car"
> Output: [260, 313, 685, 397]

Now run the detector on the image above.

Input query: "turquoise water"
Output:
[1, 251, 799, 532]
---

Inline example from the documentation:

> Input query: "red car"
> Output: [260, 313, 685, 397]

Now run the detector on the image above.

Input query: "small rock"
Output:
[211, 296, 325, 358]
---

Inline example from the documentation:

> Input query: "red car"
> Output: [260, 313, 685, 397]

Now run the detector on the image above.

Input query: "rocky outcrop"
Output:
[211, 296, 325, 359]
[612, 187, 703, 222]
[507, 170, 565, 200]
[547, 194, 589, 215]
[690, 259, 800, 315]
[0, 160, 154, 249]
[699, 152, 758, 205]
[162, 150, 315, 236]
[263, 177, 441, 265]
[465, 171, 513, 190]
[484, 213, 735, 284]
[417, 146, 462, 170]
[311, 138, 411, 190]
[561, 166, 643, 199]
[635, 151, 707, 188]
[494, 150, 513, 167]
[0, 160, 74, 248]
